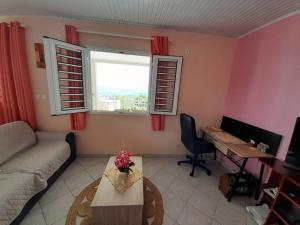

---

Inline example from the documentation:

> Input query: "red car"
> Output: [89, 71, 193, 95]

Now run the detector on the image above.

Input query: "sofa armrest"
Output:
[65, 132, 76, 160]
[35, 131, 76, 159]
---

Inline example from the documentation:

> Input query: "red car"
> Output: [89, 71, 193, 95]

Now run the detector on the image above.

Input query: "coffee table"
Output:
[91, 156, 143, 225]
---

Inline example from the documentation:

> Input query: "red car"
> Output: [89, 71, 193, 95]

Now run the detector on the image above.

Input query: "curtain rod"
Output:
[5, 23, 26, 27]
[7, 25, 172, 41]
[77, 29, 172, 42]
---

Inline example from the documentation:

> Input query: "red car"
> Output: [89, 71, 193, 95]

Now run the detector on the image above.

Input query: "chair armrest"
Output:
[195, 138, 215, 152]
[196, 141, 213, 148]
[196, 137, 209, 144]
[35, 131, 70, 142]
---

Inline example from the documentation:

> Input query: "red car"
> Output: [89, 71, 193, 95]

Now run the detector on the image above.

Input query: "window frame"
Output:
[43, 37, 91, 115]
[150, 55, 183, 116]
[43, 38, 183, 117]
[87, 46, 152, 116]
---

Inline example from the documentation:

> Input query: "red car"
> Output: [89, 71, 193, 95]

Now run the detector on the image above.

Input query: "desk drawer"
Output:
[215, 143, 228, 155]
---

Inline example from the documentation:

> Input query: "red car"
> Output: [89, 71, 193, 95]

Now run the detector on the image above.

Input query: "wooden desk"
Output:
[91, 156, 143, 225]
[225, 143, 273, 159]
[202, 127, 273, 201]
[202, 127, 246, 145]
[202, 127, 273, 158]
[260, 158, 300, 185]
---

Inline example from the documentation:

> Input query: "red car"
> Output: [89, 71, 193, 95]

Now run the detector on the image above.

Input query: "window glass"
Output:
[90, 51, 150, 113]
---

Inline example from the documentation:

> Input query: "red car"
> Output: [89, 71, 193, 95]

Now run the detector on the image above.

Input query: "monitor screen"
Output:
[286, 117, 300, 168]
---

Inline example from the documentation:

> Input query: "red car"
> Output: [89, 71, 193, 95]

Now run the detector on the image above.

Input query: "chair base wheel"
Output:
[177, 159, 211, 177]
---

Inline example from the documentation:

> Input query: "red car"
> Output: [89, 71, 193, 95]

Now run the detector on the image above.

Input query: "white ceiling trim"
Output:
[238, 9, 300, 38]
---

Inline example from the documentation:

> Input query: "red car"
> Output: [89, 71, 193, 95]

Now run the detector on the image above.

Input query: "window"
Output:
[90, 51, 151, 113]
[43, 37, 90, 115]
[150, 55, 183, 115]
[43, 37, 183, 116]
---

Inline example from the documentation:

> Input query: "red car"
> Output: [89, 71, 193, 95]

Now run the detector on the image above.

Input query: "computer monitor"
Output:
[285, 117, 300, 170]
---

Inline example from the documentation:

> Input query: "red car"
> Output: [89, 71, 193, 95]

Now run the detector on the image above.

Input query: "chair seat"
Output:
[195, 138, 215, 154]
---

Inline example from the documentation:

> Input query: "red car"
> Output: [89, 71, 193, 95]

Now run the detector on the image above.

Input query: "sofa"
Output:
[0, 121, 76, 225]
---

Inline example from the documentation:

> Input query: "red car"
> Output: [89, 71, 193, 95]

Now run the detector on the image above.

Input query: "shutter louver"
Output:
[150, 55, 183, 115]
[43, 37, 90, 115]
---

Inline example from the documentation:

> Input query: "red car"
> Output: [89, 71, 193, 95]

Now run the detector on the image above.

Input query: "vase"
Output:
[115, 171, 130, 192]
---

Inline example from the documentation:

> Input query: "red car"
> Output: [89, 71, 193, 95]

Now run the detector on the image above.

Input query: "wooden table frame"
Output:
[201, 127, 273, 201]
[91, 156, 143, 225]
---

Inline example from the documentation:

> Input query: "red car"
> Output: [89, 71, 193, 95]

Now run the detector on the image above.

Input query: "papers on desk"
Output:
[246, 204, 270, 225]
[263, 187, 278, 199]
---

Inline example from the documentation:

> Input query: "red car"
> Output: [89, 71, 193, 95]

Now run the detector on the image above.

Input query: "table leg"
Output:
[227, 158, 248, 202]
[255, 163, 265, 200]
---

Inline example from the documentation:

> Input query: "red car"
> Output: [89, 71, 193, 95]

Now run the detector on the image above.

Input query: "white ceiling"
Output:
[1, 0, 300, 37]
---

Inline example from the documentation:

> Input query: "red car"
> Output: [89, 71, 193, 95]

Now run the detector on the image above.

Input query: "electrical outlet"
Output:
[184, 49, 191, 55]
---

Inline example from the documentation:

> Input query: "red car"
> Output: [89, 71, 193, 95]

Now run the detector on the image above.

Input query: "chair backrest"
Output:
[180, 113, 197, 152]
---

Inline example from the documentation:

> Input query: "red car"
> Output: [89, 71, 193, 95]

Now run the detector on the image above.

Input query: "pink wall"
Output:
[0, 16, 236, 155]
[224, 14, 300, 175]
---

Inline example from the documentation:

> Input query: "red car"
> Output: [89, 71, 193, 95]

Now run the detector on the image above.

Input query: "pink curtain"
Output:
[0, 21, 36, 129]
[65, 25, 86, 130]
[150, 36, 169, 131]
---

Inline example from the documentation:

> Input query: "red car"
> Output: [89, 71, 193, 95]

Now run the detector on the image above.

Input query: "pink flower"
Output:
[114, 150, 133, 169]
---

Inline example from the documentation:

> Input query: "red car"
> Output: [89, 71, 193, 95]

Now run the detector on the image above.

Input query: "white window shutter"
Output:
[150, 55, 183, 115]
[43, 37, 91, 115]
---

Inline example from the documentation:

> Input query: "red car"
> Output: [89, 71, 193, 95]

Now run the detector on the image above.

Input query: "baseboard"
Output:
[78, 153, 186, 158]
[77, 153, 219, 159]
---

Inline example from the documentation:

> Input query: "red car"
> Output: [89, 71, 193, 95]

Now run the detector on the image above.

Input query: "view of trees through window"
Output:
[90, 51, 150, 113]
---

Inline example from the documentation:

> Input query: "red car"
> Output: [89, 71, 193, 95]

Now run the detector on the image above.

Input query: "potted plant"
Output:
[114, 150, 135, 174]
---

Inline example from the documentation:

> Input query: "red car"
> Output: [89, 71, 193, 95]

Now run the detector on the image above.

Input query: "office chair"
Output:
[177, 113, 215, 177]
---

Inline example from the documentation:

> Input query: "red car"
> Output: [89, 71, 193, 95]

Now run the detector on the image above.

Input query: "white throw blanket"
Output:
[0, 140, 70, 225]
[0, 140, 70, 180]
[0, 171, 47, 225]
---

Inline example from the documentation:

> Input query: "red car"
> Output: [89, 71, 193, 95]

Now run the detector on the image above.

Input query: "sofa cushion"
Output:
[0, 140, 70, 180]
[0, 121, 36, 165]
[0, 172, 47, 225]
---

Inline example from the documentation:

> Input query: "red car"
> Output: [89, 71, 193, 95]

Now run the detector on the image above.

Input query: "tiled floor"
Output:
[20, 157, 257, 225]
